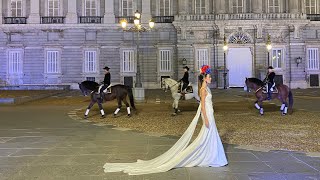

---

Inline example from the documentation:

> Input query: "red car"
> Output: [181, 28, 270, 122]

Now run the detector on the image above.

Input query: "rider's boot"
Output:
[99, 92, 104, 101]
[267, 91, 272, 100]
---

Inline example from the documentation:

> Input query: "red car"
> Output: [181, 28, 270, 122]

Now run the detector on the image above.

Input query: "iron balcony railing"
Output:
[3, 17, 27, 24]
[79, 16, 103, 23]
[41, 16, 65, 24]
[175, 13, 307, 21]
[307, 14, 320, 21]
[115, 16, 135, 23]
[153, 16, 174, 23]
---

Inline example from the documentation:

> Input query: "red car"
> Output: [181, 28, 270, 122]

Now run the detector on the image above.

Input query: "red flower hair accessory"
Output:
[200, 65, 211, 74]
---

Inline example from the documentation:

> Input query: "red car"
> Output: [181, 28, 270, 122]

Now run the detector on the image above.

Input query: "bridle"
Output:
[162, 79, 180, 92]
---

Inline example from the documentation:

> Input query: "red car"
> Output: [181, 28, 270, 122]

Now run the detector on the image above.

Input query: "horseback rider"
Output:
[263, 66, 275, 100]
[179, 66, 189, 94]
[99, 66, 111, 100]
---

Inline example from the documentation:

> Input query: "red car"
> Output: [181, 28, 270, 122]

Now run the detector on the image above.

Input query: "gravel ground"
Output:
[75, 99, 320, 153]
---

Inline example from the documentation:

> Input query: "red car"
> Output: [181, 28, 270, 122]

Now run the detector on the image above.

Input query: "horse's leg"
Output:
[257, 99, 264, 116]
[97, 99, 105, 118]
[172, 95, 180, 116]
[84, 101, 95, 119]
[113, 97, 122, 117]
[254, 100, 261, 110]
[122, 97, 131, 117]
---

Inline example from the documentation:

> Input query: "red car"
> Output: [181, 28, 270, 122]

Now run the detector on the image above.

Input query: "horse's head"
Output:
[161, 78, 170, 92]
[79, 82, 88, 96]
[244, 78, 264, 92]
[244, 78, 250, 92]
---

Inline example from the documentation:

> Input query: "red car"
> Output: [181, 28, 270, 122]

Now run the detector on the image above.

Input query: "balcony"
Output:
[79, 16, 103, 23]
[307, 14, 320, 21]
[175, 13, 306, 21]
[3, 17, 27, 24]
[153, 16, 174, 23]
[115, 16, 135, 23]
[41, 17, 65, 24]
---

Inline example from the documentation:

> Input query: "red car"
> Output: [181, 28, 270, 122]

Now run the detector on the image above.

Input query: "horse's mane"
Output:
[81, 81, 99, 91]
[248, 78, 264, 86]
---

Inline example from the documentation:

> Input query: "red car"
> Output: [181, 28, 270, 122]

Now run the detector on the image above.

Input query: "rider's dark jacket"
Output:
[180, 72, 189, 84]
[102, 73, 111, 85]
[265, 72, 275, 84]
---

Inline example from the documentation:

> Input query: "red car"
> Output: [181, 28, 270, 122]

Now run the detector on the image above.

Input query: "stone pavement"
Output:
[0, 89, 319, 179]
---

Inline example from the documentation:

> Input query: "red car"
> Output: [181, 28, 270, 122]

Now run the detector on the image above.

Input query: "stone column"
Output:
[216, 0, 226, 13]
[66, 0, 78, 24]
[104, 0, 115, 23]
[0, 0, 3, 24]
[141, 0, 152, 24]
[289, 0, 299, 13]
[252, 0, 262, 13]
[205, 0, 209, 14]
[28, 0, 40, 24]
[178, 0, 187, 15]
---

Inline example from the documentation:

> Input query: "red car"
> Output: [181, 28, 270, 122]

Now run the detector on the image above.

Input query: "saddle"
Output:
[262, 83, 278, 94]
[97, 84, 112, 94]
[178, 82, 193, 94]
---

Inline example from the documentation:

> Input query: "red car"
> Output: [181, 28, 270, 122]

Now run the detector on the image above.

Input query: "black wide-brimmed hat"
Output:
[183, 66, 189, 71]
[267, 66, 274, 69]
[103, 66, 110, 70]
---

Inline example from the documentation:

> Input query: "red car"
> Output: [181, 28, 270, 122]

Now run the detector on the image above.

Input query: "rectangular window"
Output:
[46, 51, 59, 73]
[232, 0, 244, 13]
[307, 48, 319, 70]
[196, 49, 209, 70]
[159, 0, 171, 16]
[48, 0, 60, 16]
[123, 50, 134, 72]
[159, 50, 171, 72]
[11, 0, 23, 17]
[85, 0, 97, 16]
[122, 0, 133, 16]
[84, 51, 97, 73]
[268, 0, 280, 13]
[8, 50, 22, 74]
[271, 48, 283, 68]
[306, 0, 317, 14]
[195, 0, 206, 14]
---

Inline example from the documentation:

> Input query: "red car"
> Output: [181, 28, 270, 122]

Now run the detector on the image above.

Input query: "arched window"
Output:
[228, 31, 252, 44]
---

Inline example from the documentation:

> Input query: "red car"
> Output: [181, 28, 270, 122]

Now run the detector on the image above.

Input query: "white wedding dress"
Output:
[103, 87, 228, 175]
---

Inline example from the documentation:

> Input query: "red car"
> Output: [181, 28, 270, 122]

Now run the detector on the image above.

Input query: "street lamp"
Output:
[266, 34, 272, 67]
[120, 10, 155, 101]
[223, 34, 228, 89]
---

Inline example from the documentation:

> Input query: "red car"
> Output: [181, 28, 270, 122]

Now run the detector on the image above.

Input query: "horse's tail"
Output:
[127, 86, 136, 110]
[288, 90, 294, 114]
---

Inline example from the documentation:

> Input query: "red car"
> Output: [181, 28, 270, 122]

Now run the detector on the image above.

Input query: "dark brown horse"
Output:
[244, 78, 293, 115]
[79, 81, 136, 118]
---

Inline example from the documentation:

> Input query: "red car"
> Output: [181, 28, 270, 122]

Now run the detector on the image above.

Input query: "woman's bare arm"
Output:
[200, 83, 209, 128]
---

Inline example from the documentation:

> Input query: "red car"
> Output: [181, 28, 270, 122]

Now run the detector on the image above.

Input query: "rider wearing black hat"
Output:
[180, 66, 189, 94]
[99, 66, 111, 100]
[263, 66, 275, 100]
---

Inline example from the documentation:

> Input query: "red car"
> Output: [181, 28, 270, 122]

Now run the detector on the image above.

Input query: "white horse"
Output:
[162, 78, 200, 115]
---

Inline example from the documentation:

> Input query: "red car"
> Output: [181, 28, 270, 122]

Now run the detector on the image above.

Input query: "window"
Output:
[196, 49, 209, 70]
[123, 50, 134, 72]
[46, 51, 59, 73]
[271, 48, 283, 68]
[48, 0, 60, 16]
[268, 0, 280, 13]
[8, 50, 22, 74]
[159, 50, 171, 72]
[232, 0, 244, 13]
[11, 0, 23, 17]
[306, 0, 317, 14]
[307, 48, 319, 70]
[159, 0, 171, 16]
[84, 51, 97, 73]
[121, 0, 133, 16]
[194, 0, 205, 14]
[85, 0, 97, 16]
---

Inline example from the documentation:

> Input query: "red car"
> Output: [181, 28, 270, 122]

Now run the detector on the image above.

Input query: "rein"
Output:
[164, 80, 180, 89]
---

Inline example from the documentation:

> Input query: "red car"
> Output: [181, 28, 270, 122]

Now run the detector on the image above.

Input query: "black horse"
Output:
[78, 81, 136, 118]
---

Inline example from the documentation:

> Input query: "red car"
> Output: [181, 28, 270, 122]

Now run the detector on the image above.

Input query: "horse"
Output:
[162, 78, 200, 115]
[78, 81, 136, 118]
[244, 78, 293, 115]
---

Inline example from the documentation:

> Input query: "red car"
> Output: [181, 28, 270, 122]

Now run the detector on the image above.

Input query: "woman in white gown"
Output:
[103, 65, 228, 175]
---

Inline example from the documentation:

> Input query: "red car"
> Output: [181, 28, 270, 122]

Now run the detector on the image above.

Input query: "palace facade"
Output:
[0, 0, 319, 89]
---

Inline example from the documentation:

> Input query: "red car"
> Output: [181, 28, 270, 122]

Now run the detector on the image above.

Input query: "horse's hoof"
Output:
[101, 115, 105, 119]
[260, 114, 264, 116]
[282, 113, 287, 116]
[127, 114, 131, 117]
[113, 114, 117, 118]
[84, 115, 88, 119]
[177, 110, 181, 113]
[171, 113, 177, 116]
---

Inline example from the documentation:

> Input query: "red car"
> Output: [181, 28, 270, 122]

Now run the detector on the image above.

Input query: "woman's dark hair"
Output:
[198, 73, 208, 98]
